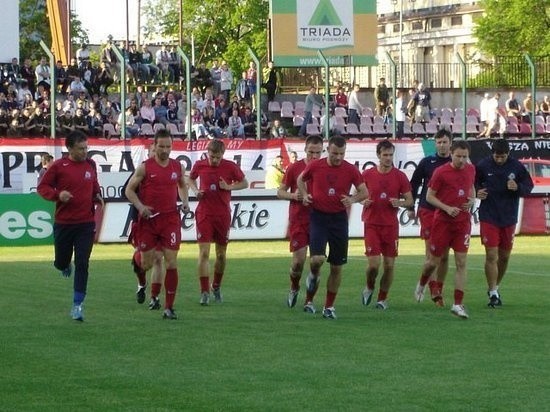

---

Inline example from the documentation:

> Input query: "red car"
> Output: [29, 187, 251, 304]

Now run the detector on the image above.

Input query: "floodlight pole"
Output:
[39, 40, 56, 139]
[176, 47, 192, 139]
[456, 53, 467, 140]
[317, 50, 330, 141]
[385, 52, 397, 139]
[111, 44, 127, 139]
[247, 47, 262, 140]
[524, 54, 536, 139]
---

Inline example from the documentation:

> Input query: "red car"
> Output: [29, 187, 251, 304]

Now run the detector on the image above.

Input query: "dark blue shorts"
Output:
[309, 209, 349, 265]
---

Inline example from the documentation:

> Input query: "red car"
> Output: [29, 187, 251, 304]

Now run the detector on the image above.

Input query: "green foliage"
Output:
[1, 238, 550, 410]
[142, 0, 269, 78]
[474, 0, 550, 57]
[19, 0, 88, 61]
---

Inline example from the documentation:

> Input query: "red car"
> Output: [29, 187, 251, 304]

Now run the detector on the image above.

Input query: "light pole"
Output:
[392, 0, 415, 87]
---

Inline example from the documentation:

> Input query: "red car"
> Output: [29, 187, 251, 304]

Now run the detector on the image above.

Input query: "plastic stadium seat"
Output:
[166, 123, 183, 136]
[360, 124, 372, 135]
[373, 115, 385, 125]
[425, 122, 438, 135]
[518, 123, 531, 135]
[281, 101, 294, 118]
[334, 107, 348, 118]
[362, 107, 374, 117]
[372, 124, 387, 135]
[412, 123, 425, 134]
[102, 123, 119, 138]
[346, 123, 360, 135]
[140, 123, 154, 136]
[292, 115, 304, 127]
[360, 115, 373, 125]
[268, 101, 281, 113]
[306, 123, 320, 135]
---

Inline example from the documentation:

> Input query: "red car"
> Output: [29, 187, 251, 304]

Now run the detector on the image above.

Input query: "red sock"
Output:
[454, 289, 464, 305]
[419, 274, 431, 287]
[132, 252, 146, 286]
[377, 290, 388, 302]
[151, 282, 161, 298]
[164, 269, 179, 309]
[325, 291, 337, 308]
[430, 281, 443, 296]
[212, 272, 223, 289]
[199, 276, 210, 293]
[428, 280, 436, 291]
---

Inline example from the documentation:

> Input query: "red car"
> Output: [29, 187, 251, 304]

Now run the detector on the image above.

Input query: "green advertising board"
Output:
[0, 194, 55, 246]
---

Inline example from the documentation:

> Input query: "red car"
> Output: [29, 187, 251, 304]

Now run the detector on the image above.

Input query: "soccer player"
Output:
[124, 144, 165, 310]
[475, 138, 533, 307]
[297, 136, 368, 319]
[277, 135, 324, 308]
[125, 129, 189, 320]
[37, 131, 104, 321]
[409, 129, 452, 305]
[188, 140, 248, 305]
[417, 140, 476, 319]
[361, 140, 413, 310]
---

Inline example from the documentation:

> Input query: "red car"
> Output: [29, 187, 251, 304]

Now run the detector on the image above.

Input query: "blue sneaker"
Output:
[70, 304, 84, 321]
[61, 263, 73, 278]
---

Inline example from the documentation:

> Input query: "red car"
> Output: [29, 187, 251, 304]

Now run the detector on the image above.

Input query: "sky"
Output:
[72, 0, 141, 44]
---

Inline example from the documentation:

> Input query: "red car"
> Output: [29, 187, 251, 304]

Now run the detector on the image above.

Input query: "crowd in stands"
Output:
[1, 42, 549, 140]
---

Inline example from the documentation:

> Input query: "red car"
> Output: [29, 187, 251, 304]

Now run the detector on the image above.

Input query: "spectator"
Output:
[334, 87, 348, 111]
[505, 91, 521, 120]
[140, 44, 159, 83]
[68, 77, 88, 97]
[270, 119, 287, 138]
[139, 98, 155, 125]
[118, 106, 139, 139]
[95, 62, 114, 95]
[153, 97, 169, 126]
[72, 108, 89, 134]
[155, 44, 173, 84]
[540, 95, 550, 118]
[261, 60, 278, 102]
[219, 62, 233, 103]
[87, 108, 103, 136]
[478, 93, 491, 138]
[20, 58, 36, 96]
[347, 84, 363, 128]
[191, 107, 208, 139]
[374, 77, 390, 116]
[75, 43, 91, 69]
[55, 60, 69, 94]
[236, 71, 249, 103]
[413, 83, 432, 124]
[522, 93, 537, 123]
[246, 61, 257, 110]
[241, 106, 255, 136]
[210, 60, 221, 97]
[299, 86, 325, 137]
[35, 57, 51, 91]
[228, 108, 244, 138]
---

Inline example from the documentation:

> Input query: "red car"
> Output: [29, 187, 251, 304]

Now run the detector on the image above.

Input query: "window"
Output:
[412, 21, 423, 30]
[378, 25, 386, 34]
[431, 18, 442, 29]
[451, 16, 463, 26]
[393, 23, 402, 33]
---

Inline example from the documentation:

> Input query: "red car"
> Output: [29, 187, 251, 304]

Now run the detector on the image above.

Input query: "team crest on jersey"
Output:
[380, 192, 387, 199]
[328, 188, 335, 196]
[210, 184, 217, 191]
[458, 189, 465, 196]
[84, 171, 92, 180]
[508, 173, 516, 180]
[171, 172, 178, 180]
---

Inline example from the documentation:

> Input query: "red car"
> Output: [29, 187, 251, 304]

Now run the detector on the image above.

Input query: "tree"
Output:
[142, 0, 269, 75]
[20, 0, 88, 61]
[474, 0, 550, 57]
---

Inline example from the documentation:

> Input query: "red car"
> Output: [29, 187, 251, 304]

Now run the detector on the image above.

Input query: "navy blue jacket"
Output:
[410, 154, 451, 211]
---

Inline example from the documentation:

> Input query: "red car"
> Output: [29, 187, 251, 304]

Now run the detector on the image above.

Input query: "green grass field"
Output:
[1, 237, 549, 411]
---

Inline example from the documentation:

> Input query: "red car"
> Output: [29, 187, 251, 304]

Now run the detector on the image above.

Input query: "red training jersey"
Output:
[361, 166, 411, 226]
[139, 157, 182, 214]
[190, 158, 245, 216]
[300, 158, 363, 213]
[282, 159, 309, 223]
[37, 157, 100, 224]
[429, 162, 475, 223]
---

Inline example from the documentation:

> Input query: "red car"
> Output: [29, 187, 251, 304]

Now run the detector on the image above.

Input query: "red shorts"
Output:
[480, 222, 515, 251]
[429, 218, 471, 257]
[418, 208, 435, 240]
[289, 220, 309, 252]
[364, 223, 399, 257]
[137, 211, 181, 251]
[196, 212, 230, 245]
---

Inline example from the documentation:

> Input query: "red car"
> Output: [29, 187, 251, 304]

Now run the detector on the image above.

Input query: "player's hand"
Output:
[219, 177, 230, 190]
[139, 205, 154, 219]
[362, 198, 373, 208]
[477, 188, 488, 200]
[461, 197, 475, 211]
[59, 190, 73, 203]
[340, 195, 353, 207]
[445, 206, 461, 217]
[302, 193, 312, 206]
[390, 198, 401, 208]
[195, 190, 205, 200]
[507, 179, 518, 191]
[293, 190, 303, 202]
[95, 194, 105, 210]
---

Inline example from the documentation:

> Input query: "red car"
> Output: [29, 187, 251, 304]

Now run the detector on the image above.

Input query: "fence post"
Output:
[39, 40, 56, 139]
[456, 53, 467, 140]
[176, 47, 192, 140]
[247, 47, 261, 140]
[317, 50, 330, 141]
[111, 44, 126, 139]
[385, 52, 397, 139]
[524, 54, 536, 139]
